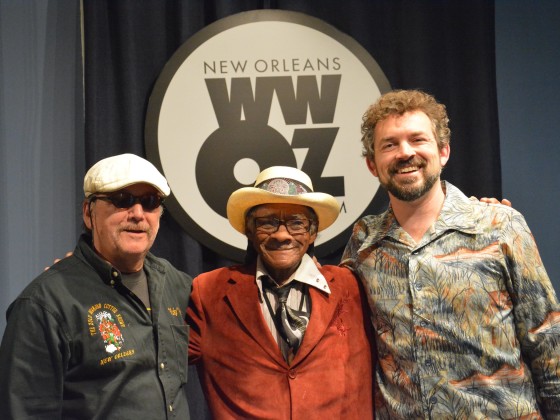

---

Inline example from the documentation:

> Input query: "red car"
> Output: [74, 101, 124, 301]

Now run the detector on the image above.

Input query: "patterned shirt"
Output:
[341, 181, 560, 419]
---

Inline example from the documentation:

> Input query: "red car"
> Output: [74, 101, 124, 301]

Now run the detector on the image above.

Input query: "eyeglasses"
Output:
[90, 192, 164, 211]
[253, 217, 312, 235]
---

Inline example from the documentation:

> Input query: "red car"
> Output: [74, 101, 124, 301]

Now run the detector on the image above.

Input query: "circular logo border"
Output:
[145, 9, 391, 262]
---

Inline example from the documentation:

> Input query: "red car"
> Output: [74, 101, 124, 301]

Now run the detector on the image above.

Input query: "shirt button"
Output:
[112, 271, 118, 277]
[110, 280, 115, 286]
[430, 396, 438, 404]
[160, 362, 165, 369]
[288, 369, 297, 379]
[169, 405, 173, 412]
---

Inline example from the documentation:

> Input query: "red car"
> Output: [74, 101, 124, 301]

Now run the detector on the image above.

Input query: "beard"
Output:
[381, 158, 442, 202]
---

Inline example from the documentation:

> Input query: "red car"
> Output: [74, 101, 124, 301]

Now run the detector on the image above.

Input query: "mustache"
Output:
[264, 239, 296, 250]
[389, 157, 426, 174]
[119, 224, 151, 234]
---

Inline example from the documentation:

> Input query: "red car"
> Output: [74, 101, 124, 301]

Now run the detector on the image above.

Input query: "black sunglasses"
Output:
[90, 191, 164, 211]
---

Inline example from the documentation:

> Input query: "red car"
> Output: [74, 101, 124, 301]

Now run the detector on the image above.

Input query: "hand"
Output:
[470, 197, 512, 207]
[44, 251, 73, 271]
[481, 197, 512, 207]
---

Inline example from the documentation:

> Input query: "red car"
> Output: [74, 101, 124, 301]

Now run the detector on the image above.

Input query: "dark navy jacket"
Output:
[0, 234, 192, 419]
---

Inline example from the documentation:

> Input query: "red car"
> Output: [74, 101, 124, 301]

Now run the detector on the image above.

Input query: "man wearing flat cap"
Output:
[187, 166, 374, 419]
[0, 154, 192, 419]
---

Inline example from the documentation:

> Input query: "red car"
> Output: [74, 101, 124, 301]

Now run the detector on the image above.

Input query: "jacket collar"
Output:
[223, 264, 341, 367]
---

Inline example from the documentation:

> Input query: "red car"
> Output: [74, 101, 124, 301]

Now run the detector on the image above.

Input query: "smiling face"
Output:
[246, 203, 317, 285]
[83, 183, 163, 273]
[367, 110, 450, 202]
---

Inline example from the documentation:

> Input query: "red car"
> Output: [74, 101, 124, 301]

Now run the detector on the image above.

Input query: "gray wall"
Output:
[495, 0, 560, 291]
[1, 1, 559, 338]
[0, 0, 84, 336]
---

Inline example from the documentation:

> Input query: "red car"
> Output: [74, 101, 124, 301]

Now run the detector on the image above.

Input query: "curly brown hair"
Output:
[361, 90, 451, 160]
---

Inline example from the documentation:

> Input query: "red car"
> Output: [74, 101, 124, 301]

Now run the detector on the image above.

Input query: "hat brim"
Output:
[227, 187, 340, 234]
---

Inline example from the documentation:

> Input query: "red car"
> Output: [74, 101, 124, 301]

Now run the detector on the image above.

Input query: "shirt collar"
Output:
[256, 253, 331, 294]
[365, 181, 483, 247]
[76, 233, 164, 288]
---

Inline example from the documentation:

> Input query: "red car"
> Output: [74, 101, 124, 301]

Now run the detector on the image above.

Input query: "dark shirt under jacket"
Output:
[0, 234, 192, 419]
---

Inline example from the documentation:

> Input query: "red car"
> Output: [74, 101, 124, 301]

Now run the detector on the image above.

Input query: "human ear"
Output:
[366, 158, 379, 178]
[82, 200, 93, 230]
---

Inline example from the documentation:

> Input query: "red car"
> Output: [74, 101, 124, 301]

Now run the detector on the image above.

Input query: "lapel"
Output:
[223, 266, 286, 365]
[291, 268, 338, 365]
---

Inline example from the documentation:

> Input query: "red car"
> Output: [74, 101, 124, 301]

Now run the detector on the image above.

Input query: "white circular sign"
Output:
[146, 10, 390, 261]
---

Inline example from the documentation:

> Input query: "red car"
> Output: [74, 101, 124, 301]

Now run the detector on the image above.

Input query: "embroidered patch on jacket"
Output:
[88, 303, 126, 354]
[168, 306, 182, 317]
[97, 311, 124, 353]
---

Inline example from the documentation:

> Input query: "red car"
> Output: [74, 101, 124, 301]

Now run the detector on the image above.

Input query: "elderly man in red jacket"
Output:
[187, 166, 374, 419]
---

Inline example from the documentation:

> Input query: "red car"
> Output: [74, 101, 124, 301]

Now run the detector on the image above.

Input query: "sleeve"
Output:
[340, 219, 368, 270]
[504, 211, 560, 415]
[0, 297, 69, 418]
[185, 276, 204, 365]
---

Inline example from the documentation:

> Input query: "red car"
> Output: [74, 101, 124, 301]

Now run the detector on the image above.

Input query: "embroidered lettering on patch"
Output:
[87, 303, 126, 338]
[168, 306, 181, 317]
[99, 349, 136, 366]
[87, 303, 136, 364]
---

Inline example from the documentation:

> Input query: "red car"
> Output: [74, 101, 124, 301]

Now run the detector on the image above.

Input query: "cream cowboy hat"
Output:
[227, 166, 340, 234]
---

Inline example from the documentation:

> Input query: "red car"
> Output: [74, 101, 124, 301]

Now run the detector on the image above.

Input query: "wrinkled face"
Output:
[368, 110, 450, 202]
[246, 203, 317, 283]
[83, 183, 163, 272]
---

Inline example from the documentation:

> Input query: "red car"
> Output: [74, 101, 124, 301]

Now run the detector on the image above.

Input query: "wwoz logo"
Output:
[146, 10, 390, 261]
[198, 75, 344, 217]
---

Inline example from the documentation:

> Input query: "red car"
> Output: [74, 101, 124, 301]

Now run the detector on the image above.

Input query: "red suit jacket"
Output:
[187, 263, 374, 419]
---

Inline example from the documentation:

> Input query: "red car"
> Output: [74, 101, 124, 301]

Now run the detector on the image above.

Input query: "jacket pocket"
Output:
[171, 323, 189, 383]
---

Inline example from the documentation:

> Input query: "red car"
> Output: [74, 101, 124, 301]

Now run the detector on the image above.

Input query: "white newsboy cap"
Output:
[83, 153, 171, 197]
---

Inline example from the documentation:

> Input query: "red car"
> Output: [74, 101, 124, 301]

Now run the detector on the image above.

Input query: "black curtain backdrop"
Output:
[83, 0, 500, 275]
[83, 0, 499, 415]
